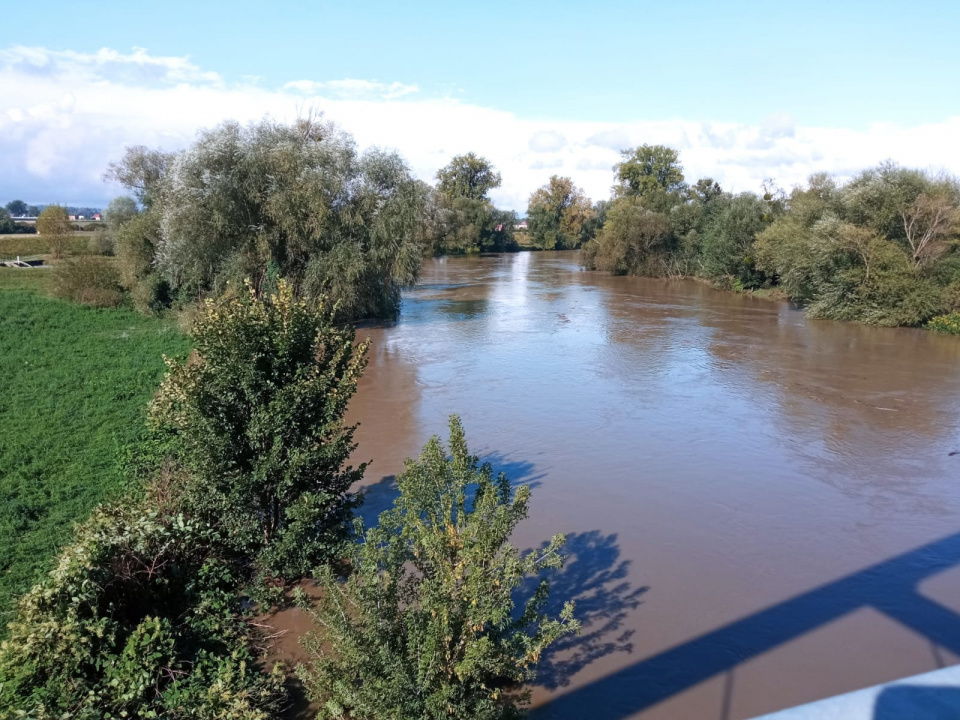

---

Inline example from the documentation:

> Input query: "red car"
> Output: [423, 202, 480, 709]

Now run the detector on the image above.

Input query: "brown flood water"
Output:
[345, 251, 960, 719]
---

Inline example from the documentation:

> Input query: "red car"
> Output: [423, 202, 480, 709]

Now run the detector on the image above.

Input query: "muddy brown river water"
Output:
[345, 251, 960, 719]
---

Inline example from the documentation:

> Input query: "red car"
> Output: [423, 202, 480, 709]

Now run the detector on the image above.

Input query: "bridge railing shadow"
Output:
[532, 531, 960, 720]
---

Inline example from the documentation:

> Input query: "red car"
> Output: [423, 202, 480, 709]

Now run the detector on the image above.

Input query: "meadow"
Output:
[0, 269, 190, 616]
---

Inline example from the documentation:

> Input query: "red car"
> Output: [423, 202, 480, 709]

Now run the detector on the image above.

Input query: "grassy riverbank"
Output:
[0, 272, 190, 615]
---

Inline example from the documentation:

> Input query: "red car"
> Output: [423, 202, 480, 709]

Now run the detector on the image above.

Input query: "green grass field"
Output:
[0, 278, 190, 616]
[0, 233, 95, 260]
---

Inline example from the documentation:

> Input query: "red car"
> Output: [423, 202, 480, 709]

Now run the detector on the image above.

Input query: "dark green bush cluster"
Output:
[148, 280, 369, 580]
[0, 496, 286, 719]
[0, 208, 36, 234]
[581, 148, 960, 327]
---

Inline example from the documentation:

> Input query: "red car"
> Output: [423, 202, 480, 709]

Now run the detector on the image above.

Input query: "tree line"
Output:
[31, 114, 960, 332]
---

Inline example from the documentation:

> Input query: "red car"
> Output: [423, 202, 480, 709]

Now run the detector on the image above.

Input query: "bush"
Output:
[149, 280, 368, 580]
[87, 227, 114, 255]
[298, 416, 579, 720]
[582, 197, 675, 276]
[52, 256, 126, 307]
[131, 273, 173, 313]
[927, 312, 960, 335]
[0, 498, 286, 719]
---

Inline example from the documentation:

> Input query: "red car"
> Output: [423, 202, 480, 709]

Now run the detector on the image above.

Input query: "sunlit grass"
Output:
[0, 289, 190, 616]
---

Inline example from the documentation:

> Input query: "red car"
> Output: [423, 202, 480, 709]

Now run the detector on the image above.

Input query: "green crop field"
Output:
[0, 233, 95, 260]
[0, 275, 190, 616]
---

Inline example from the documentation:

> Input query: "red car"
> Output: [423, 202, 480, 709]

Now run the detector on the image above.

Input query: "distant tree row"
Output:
[69, 114, 960, 329]
[575, 145, 960, 328]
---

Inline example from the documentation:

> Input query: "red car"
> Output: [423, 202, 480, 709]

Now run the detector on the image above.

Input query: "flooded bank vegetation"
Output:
[579, 145, 960, 329]
[0, 283, 576, 719]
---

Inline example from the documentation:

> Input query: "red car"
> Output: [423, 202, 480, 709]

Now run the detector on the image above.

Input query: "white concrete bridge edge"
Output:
[751, 664, 960, 720]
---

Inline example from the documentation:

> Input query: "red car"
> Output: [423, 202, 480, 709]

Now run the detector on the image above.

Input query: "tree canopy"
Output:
[436, 152, 502, 202]
[527, 175, 594, 250]
[5, 199, 28, 216]
[108, 117, 428, 320]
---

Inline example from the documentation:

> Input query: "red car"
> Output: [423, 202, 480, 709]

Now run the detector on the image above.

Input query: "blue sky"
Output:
[2, 0, 960, 208]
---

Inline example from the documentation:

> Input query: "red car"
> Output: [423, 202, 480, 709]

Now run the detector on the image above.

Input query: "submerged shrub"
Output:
[927, 312, 960, 335]
[52, 255, 126, 307]
[298, 416, 579, 720]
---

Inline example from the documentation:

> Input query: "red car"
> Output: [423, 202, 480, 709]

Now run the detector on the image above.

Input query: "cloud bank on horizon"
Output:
[2, 45, 959, 211]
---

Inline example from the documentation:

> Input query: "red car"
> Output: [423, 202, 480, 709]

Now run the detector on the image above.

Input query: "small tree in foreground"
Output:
[298, 416, 579, 720]
[149, 279, 368, 580]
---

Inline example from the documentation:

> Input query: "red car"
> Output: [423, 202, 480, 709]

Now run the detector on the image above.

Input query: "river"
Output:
[346, 251, 960, 719]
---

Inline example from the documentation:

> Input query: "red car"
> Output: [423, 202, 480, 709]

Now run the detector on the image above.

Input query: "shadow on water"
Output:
[518, 531, 648, 691]
[874, 685, 960, 719]
[532, 531, 960, 720]
[355, 453, 545, 527]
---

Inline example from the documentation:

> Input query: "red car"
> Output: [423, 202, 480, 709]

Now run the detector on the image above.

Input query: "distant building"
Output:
[68, 215, 76, 221]
[514, 220, 528, 231]
[92, 213, 102, 221]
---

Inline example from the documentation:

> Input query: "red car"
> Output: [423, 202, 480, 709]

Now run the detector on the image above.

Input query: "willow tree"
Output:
[108, 117, 428, 320]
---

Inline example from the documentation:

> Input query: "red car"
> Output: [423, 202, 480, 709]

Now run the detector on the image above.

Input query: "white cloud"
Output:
[283, 78, 418, 100]
[528, 130, 567, 153]
[2, 45, 960, 210]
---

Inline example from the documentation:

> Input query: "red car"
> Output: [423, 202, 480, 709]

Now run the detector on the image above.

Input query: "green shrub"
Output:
[149, 280, 368, 580]
[298, 416, 579, 720]
[87, 227, 114, 255]
[131, 273, 173, 313]
[0, 498, 286, 719]
[927, 312, 960, 335]
[52, 255, 126, 307]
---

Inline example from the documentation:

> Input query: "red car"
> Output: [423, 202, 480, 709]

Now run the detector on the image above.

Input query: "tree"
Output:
[298, 416, 579, 720]
[614, 145, 687, 204]
[699, 193, 773, 288]
[5, 199, 27, 216]
[36, 205, 72, 258]
[111, 118, 428, 320]
[431, 154, 507, 254]
[527, 176, 594, 250]
[149, 280, 368, 579]
[901, 192, 958, 268]
[436, 153, 502, 202]
[104, 145, 172, 207]
[27, 205, 40, 216]
[581, 197, 674, 276]
[104, 195, 139, 228]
